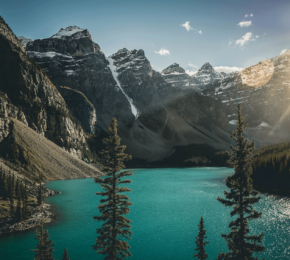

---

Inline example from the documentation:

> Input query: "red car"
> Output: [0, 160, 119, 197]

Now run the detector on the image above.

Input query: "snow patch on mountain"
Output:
[256, 122, 271, 129]
[27, 51, 73, 60]
[185, 70, 198, 76]
[51, 26, 85, 39]
[106, 57, 140, 119]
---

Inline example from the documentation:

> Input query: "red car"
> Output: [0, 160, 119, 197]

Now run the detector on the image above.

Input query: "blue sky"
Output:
[1, 0, 290, 73]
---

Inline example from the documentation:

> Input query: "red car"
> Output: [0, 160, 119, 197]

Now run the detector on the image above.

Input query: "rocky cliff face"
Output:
[161, 63, 198, 90]
[58, 86, 97, 134]
[26, 26, 134, 129]
[109, 48, 181, 113]
[0, 18, 87, 157]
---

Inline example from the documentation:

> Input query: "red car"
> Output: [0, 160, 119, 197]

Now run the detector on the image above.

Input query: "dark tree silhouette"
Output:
[62, 247, 70, 260]
[31, 219, 55, 260]
[194, 216, 209, 260]
[93, 117, 133, 260]
[217, 104, 265, 260]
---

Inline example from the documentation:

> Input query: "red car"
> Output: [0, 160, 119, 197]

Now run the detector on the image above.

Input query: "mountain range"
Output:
[2, 22, 290, 167]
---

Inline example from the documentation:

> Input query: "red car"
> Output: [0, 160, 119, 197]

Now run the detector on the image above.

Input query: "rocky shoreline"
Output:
[0, 188, 60, 236]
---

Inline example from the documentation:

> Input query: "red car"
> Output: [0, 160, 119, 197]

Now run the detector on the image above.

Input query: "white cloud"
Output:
[188, 62, 198, 68]
[256, 35, 259, 38]
[228, 40, 232, 45]
[185, 70, 198, 76]
[181, 21, 193, 31]
[245, 14, 248, 17]
[235, 32, 256, 47]
[214, 66, 244, 74]
[237, 20, 252, 27]
[181, 21, 202, 34]
[154, 48, 170, 56]
[250, 14, 253, 17]
[245, 14, 253, 17]
[280, 49, 288, 55]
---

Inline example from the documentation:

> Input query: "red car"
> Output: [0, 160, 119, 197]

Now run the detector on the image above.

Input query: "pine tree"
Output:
[37, 175, 43, 206]
[15, 178, 20, 198]
[0, 168, 4, 197]
[11, 173, 15, 197]
[23, 180, 30, 219]
[9, 193, 14, 217]
[217, 104, 265, 260]
[31, 219, 55, 260]
[62, 247, 70, 260]
[6, 173, 11, 200]
[2, 172, 8, 200]
[93, 117, 133, 260]
[9, 174, 14, 202]
[16, 185, 23, 222]
[194, 216, 209, 260]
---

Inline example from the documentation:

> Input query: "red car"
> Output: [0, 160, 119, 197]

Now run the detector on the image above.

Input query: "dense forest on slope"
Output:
[252, 142, 290, 194]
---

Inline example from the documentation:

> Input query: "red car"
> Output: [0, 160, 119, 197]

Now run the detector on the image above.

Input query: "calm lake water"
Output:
[1, 167, 290, 259]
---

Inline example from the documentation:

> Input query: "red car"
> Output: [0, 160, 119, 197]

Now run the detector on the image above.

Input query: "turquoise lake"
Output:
[1, 167, 290, 259]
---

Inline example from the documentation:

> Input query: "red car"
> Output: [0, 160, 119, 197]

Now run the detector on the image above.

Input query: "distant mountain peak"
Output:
[116, 48, 130, 54]
[17, 36, 33, 48]
[161, 63, 185, 75]
[51, 26, 85, 39]
[198, 62, 214, 72]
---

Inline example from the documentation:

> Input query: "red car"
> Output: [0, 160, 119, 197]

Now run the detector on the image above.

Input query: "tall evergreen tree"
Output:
[23, 180, 30, 219]
[37, 174, 43, 206]
[10, 173, 15, 198]
[93, 117, 133, 260]
[9, 194, 14, 217]
[2, 172, 8, 200]
[194, 216, 209, 260]
[0, 168, 5, 198]
[62, 247, 70, 260]
[0, 167, 4, 197]
[217, 104, 265, 260]
[6, 173, 11, 200]
[31, 219, 55, 260]
[15, 178, 20, 198]
[16, 186, 23, 222]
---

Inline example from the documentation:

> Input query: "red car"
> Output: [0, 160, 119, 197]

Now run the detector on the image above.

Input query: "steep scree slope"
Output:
[0, 118, 102, 179]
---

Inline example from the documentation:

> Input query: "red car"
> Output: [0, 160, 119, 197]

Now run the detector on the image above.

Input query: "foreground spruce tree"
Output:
[31, 219, 56, 260]
[93, 117, 133, 260]
[217, 104, 265, 260]
[194, 216, 209, 260]
[62, 247, 70, 260]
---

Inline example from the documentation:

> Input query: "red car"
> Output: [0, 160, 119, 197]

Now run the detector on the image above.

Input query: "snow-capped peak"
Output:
[51, 26, 85, 39]
[161, 63, 185, 75]
[198, 62, 214, 72]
